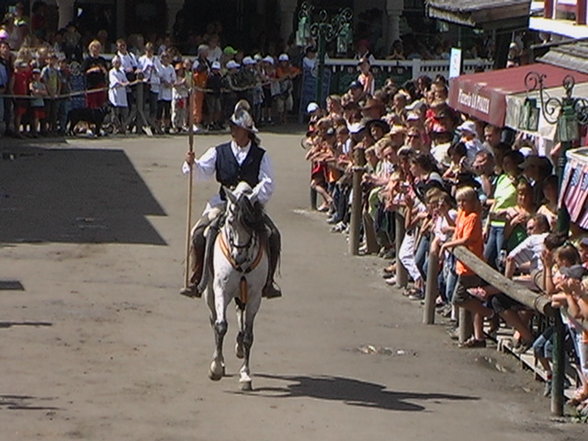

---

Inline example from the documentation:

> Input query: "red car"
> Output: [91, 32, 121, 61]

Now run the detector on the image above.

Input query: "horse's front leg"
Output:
[209, 284, 229, 381]
[239, 296, 261, 391]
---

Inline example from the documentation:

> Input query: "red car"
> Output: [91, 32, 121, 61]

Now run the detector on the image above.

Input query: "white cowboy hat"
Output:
[230, 107, 258, 133]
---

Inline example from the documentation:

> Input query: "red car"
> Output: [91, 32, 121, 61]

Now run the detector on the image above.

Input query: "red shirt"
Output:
[13, 69, 31, 96]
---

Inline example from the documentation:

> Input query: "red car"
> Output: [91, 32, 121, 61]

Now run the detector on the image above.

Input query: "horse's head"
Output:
[223, 183, 265, 266]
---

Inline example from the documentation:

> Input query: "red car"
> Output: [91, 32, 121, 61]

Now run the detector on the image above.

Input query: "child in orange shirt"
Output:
[440, 186, 493, 348]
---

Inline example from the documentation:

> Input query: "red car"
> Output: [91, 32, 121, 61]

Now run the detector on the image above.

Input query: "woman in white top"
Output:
[108, 56, 129, 133]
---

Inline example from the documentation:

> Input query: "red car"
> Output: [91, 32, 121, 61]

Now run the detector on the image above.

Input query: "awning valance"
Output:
[448, 63, 588, 127]
[426, 0, 531, 27]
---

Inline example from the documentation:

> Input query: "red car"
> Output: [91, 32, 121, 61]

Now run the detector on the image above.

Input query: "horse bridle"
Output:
[227, 227, 255, 251]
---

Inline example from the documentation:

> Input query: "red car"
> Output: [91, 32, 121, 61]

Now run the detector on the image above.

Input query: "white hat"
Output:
[278, 53, 289, 62]
[262, 55, 274, 65]
[306, 102, 319, 113]
[348, 121, 366, 134]
[457, 120, 477, 134]
[211, 61, 221, 70]
[406, 112, 420, 121]
[226, 60, 240, 69]
[405, 99, 426, 111]
[242, 56, 255, 65]
[254, 53, 262, 61]
[0, 29, 8, 40]
[230, 107, 258, 133]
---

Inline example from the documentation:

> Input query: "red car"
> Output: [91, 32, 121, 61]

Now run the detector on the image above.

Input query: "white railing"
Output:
[325, 58, 494, 79]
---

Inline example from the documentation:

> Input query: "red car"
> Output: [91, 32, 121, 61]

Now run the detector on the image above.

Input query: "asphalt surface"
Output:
[0, 128, 584, 441]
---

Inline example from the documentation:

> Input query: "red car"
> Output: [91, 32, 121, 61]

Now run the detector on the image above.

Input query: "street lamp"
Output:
[298, 1, 353, 104]
[524, 71, 588, 417]
[524, 72, 588, 232]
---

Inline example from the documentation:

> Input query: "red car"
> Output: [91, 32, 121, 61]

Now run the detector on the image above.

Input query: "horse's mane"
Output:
[236, 196, 266, 234]
[230, 182, 267, 235]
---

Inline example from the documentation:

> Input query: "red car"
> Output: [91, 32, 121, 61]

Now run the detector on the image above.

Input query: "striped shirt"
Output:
[508, 232, 549, 272]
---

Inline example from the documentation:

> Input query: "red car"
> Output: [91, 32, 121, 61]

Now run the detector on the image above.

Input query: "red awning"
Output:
[448, 63, 588, 127]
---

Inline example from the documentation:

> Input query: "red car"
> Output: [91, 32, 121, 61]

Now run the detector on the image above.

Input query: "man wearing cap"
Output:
[347, 80, 364, 105]
[180, 104, 281, 299]
[205, 61, 223, 130]
[457, 120, 485, 165]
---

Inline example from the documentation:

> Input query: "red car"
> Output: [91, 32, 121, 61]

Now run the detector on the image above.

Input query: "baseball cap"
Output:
[306, 102, 319, 113]
[262, 55, 274, 65]
[457, 120, 477, 134]
[223, 46, 238, 55]
[278, 53, 289, 62]
[242, 56, 255, 65]
[226, 60, 240, 69]
[211, 61, 221, 70]
[348, 80, 362, 90]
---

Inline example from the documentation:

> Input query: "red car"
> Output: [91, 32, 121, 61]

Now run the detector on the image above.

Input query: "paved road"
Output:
[0, 130, 583, 441]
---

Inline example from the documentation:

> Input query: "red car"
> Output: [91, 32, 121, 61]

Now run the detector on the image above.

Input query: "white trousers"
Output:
[399, 231, 422, 283]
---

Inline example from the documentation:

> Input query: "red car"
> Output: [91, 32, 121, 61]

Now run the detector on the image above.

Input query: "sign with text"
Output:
[449, 48, 462, 78]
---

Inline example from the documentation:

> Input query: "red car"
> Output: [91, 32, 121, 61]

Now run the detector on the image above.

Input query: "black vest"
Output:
[215, 142, 266, 200]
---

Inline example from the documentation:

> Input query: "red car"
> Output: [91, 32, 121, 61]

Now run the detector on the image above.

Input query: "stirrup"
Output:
[179, 284, 202, 298]
[262, 283, 282, 299]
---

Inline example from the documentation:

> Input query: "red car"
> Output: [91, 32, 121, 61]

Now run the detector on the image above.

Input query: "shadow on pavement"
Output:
[0, 321, 52, 328]
[252, 374, 478, 411]
[0, 394, 61, 411]
[0, 143, 166, 245]
[0, 280, 25, 290]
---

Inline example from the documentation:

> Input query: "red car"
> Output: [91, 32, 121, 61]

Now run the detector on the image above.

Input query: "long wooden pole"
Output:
[184, 89, 195, 289]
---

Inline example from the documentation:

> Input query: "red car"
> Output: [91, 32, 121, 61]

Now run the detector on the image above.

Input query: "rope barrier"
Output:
[0, 75, 299, 100]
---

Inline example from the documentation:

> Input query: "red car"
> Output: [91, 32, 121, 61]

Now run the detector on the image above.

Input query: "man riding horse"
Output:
[180, 102, 281, 299]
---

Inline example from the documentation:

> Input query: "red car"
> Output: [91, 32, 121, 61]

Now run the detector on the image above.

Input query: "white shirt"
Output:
[207, 47, 223, 63]
[158, 64, 176, 101]
[508, 232, 549, 273]
[108, 68, 128, 107]
[182, 140, 275, 211]
[138, 54, 161, 92]
[117, 51, 138, 74]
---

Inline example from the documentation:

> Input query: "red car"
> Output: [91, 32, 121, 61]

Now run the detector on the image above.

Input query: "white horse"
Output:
[205, 181, 269, 391]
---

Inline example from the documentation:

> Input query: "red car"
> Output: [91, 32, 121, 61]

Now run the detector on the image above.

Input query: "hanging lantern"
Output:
[557, 99, 579, 142]
[337, 22, 351, 55]
[518, 97, 539, 131]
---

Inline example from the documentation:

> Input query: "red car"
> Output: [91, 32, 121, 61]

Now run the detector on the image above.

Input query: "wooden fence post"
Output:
[423, 242, 438, 325]
[550, 313, 565, 416]
[348, 166, 363, 255]
[458, 308, 472, 344]
[394, 210, 408, 288]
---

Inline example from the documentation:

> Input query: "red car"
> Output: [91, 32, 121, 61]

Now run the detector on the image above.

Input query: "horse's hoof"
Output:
[208, 364, 225, 381]
[235, 343, 244, 359]
[240, 381, 253, 392]
[208, 369, 223, 381]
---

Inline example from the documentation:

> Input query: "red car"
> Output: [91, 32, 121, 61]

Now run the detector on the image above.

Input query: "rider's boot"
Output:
[262, 231, 282, 299]
[180, 233, 206, 298]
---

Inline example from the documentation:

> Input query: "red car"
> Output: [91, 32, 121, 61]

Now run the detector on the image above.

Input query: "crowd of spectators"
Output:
[0, 4, 301, 138]
[302, 57, 588, 415]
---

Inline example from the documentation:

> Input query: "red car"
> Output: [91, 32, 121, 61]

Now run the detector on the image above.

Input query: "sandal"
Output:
[458, 337, 487, 348]
[566, 390, 588, 406]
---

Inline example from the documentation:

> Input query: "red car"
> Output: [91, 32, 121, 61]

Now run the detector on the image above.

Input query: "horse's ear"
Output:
[224, 186, 237, 204]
